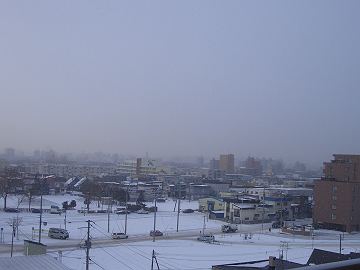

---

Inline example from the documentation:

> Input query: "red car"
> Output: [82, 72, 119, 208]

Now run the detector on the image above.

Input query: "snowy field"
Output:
[59, 232, 360, 270]
[1, 195, 360, 270]
[0, 195, 223, 246]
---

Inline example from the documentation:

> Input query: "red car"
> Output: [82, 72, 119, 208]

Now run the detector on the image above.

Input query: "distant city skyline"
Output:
[1, 146, 321, 170]
[1, 1, 359, 167]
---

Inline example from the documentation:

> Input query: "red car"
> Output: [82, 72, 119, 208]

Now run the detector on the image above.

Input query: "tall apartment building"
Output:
[219, 154, 235, 174]
[314, 154, 360, 232]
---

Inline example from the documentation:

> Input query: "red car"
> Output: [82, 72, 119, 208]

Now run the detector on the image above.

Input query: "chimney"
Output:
[269, 256, 276, 270]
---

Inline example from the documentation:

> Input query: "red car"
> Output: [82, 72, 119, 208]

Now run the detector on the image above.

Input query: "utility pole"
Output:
[107, 204, 110, 233]
[152, 190, 157, 242]
[64, 209, 67, 230]
[261, 188, 266, 233]
[339, 234, 343, 254]
[202, 215, 206, 235]
[10, 219, 15, 257]
[151, 250, 160, 270]
[107, 190, 114, 233]
[85, 220, 92, 270]
[176, 185, 181, 232]
[280, 193, 284, 228]
[188, 183, 191, 202]
[39, 178, 43, 243]
[125, 185, 129, 235]
[0, 228, 3, 243]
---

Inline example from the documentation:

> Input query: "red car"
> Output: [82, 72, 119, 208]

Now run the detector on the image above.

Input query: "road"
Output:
[0, 223, 270, 254]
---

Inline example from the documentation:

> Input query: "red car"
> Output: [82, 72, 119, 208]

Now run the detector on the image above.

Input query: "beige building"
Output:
[226, 202, 273, 224]
[219, 154, 234, 174]
[198, 198, 224, 212]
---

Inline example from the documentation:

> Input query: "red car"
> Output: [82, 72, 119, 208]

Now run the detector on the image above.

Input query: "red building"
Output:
[314, 154, 360, 232]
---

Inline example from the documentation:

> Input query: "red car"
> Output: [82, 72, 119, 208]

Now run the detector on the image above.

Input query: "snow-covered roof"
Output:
[73, 177, 87, 187]
[233, 203, 256, 209]
[64, 177, 76, 186]
[210, 210, 224, 214]
[0, 255, 73, 270]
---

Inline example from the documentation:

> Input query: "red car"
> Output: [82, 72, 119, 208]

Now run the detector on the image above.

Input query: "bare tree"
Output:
[7, 216, 23, 240]
[26, 186, 40, 211]
[0, 177, 10, 210]
[15, 194, 27, 210]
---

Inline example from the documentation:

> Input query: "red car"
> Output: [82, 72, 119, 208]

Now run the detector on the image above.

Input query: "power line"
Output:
[95, 244, 137, 270]
[89, 258, 106, 270]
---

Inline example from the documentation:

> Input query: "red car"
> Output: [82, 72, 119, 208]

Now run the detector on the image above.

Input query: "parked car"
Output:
[48, 228, 69, 239]
[96, 210, 108, 214]
[4, 208, 20, 213]
[116, 210, 131, 215]
[221, 224, 238, 233]
[50, 205, 62, 214]
[30, 208, 41, 213]
[137, 209, 149, 214]
[111, 233, 128, 240]
[182, 209, 194, 213]
[156, 198, 166, 203]
[150, 230, 163, 237]
[127, 204, 142, 212]
[197, 234, 215, 243]
[144, 206, 157, 212]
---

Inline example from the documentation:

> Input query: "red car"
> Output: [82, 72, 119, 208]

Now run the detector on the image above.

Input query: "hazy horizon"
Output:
[1, 1, 360, 166]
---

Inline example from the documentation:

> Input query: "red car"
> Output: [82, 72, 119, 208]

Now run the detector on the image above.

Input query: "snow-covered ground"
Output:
[59, 232, 360, 270]
[0, 195, 222, 246]
[1, 195, 359, 270]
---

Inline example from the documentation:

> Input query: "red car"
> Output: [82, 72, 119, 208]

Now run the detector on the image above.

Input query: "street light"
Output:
[38, 176, 46, 243]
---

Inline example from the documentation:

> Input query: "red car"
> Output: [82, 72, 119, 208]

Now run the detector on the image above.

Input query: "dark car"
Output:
[31, 208, 41, 213]
[4, 208, 20, 213]
[116, 210, 131, 215]
[144, 206, 157, 212]
[96, 210, 108, 214]
[150, 230, 163, 237]
[182, 209, 194, 213]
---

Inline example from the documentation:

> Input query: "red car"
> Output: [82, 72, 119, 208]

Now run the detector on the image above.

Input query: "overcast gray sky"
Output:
[0, 1, 359, 165]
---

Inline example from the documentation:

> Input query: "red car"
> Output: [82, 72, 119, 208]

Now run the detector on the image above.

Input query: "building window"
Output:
[332, 204, 337, 210]
[331, 213, 336, 220]
[332, 195, 337, 201]
[332, 186, 337, 192]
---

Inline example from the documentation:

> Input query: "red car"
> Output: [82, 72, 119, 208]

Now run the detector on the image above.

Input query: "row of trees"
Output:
[0, 176, 43, 210]
[80, 182, 130, 211]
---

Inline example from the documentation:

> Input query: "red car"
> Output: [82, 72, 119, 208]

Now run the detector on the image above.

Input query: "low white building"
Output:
[0, 255, 72, 270]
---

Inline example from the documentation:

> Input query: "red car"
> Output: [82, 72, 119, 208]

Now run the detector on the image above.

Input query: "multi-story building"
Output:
[117, 158, 158, 176]
[314, 154, 360, 232]
[24, 163, 117, 177]
[219, 154, 234, 174]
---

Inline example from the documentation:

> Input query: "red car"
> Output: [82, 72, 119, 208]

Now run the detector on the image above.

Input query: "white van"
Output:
[48, 228, 69, 239]
[50, 205, 62, 214]
[111, 233, 128, 239]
